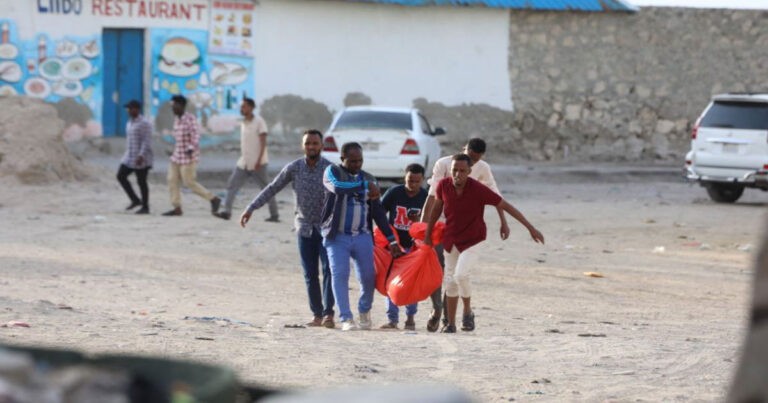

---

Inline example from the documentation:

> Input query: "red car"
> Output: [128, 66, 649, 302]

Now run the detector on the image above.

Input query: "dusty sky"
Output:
[632, 0, 768, 9]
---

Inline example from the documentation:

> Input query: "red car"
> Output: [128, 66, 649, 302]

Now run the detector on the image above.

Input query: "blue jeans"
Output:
[324, 233, 376, 322]
[298, 229, 334, 318]
[386, 298, 417, 324]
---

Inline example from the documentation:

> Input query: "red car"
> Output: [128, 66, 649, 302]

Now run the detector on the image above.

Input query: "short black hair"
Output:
[242, 97, 255, 108]
[452, 153, 473, 167]
[341, 142, 362, 156]
[405, 163, 425, 176]
[303, 129, 323, 140]
[466, 138, 486, 154]
[171, 95, 187, 107]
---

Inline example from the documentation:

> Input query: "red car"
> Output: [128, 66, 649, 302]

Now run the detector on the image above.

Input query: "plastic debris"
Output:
[583, 272, 603, 278]
[652, 246, 666, 254]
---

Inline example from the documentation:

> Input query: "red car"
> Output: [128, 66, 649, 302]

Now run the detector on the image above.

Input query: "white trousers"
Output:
[443, 243, 481, 298]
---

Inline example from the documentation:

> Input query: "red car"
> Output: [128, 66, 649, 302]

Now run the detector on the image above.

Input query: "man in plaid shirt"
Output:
[162, 95, 221, 216]
[117, 100, 153, 215]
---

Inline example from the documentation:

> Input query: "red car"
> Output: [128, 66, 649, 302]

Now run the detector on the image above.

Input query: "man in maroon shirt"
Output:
[424, 154, 545, 333]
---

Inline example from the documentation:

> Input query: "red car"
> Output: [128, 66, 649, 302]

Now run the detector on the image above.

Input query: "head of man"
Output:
[124, 100, 141, 119]
[463, 138, 486, 164]
[340, 142, 363, 175]
[240, 97, 255, 118]
[302, 129, 323, 160]
[450, 153, 473, 189]
[404, 163, 425, 193]
[171, 95, 187, 117]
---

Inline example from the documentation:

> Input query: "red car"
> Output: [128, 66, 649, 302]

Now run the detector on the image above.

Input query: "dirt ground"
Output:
[0, 156, 764, 402]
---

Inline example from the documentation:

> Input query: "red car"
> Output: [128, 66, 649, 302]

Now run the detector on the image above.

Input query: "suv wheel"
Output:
[705, 183, 745, 203]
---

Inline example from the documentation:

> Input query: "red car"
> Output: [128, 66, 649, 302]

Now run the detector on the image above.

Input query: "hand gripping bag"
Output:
[387, 241, 443, 306]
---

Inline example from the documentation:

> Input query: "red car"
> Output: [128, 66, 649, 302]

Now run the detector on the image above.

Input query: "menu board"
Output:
[209, 0, 254, 57]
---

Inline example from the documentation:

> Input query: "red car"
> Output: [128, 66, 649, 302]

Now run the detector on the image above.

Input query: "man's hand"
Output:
[529, 227, 545, 244]
[500, 222, 510, 240]
[388, 243, 404, 258]
[240, 210, 253, 228]
[367, 182, 380, 200]
[252, 163, 262, 171]
[135, 155, 145, 167]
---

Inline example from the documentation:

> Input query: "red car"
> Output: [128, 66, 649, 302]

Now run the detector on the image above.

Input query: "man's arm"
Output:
[323, 165, 366, 196]
[478, 162, 510, 240]
[240, 164, 293, 227]
[497, 199, 544, 244]
[370, 195, 403, 258]
[254, 131, 267, 170]
[423, 198, 444, 247]
[136, 120, 152, 166]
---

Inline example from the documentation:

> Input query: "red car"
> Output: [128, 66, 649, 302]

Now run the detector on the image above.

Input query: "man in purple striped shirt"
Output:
[117, 100, 153, 215]
[321, 142, 402, 331]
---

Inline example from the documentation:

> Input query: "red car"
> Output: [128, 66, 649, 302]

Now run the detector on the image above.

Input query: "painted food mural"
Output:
[151, 28, 254, 137]
[0, 19, 103, 139]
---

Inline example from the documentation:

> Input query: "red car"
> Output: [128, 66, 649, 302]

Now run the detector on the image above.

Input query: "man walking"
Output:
[321, 142, 402, 331]
[162, 95, 221, 217]
[240, 129, 335, 328]
[117, 100, 153, 215]
[216, 97, 279, 222]
[379, 163, 427, 331]
[421, 138, 509, 332]
[423, 154, 544, 333]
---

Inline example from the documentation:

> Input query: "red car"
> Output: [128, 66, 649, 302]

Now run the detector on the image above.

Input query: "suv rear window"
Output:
[700, 101, 768, 130]
[334, 111, 412, 131]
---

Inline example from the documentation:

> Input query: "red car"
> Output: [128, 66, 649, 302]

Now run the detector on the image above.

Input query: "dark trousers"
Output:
[429, 243, 446, 312]
[298, 228, 335, 318]
[117, 164, 150, 208]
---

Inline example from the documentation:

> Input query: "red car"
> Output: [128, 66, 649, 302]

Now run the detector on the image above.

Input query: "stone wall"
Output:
[504, 7, 768, 161]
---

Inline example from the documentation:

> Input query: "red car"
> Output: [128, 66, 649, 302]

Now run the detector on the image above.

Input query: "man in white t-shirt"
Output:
[215, 98, 279, 221]
[420, 138, 509, 332]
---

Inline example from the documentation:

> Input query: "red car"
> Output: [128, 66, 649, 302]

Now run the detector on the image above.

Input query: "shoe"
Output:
[161, 207, 182, 216]
[358, 312, 372, 330]
[440, 324, 457, 333]
[379, 322, 398, 330]
[135, 207, 150, 215]
[306, 317, 322, 327]
[340, 319, 358, 331]
[214, 211, 231, 220]
[210, 197, 221, 214]
[264, 216, 280, 223]
[126, 201, 141, 210]
[461, 311, 475, 332]
[322, 315, 335, 329]
[404, 317, 416, 331]
[426, 310, 441, 333]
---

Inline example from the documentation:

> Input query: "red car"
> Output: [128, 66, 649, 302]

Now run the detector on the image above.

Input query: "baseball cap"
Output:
[124, 100, 142, 108]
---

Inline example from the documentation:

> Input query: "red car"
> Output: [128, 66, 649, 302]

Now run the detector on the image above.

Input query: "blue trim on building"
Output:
[344, 0, 638, 12]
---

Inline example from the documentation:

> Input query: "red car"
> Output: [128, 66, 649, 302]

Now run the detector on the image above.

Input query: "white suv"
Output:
[322, 106, 445, 181]
[685, 93, 768, 203]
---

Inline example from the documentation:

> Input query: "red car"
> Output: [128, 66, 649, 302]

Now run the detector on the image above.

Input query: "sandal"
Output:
[440, 324, 456, 333]
[426, 310, 441, 333]
[461, 311, 475, 332]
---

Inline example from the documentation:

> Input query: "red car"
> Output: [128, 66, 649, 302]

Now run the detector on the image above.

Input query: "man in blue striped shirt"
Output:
[321, 142, 402, 331]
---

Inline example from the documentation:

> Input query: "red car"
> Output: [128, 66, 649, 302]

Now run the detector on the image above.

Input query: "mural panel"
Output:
[150, 28, 254, 144]
[0, 19, 103, 140]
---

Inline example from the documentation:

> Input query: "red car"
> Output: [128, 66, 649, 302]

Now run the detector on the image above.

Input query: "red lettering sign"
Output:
[94, 0, 207, 20]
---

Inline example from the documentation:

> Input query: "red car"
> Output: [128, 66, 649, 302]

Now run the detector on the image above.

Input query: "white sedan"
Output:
[322, 106, 445, 181]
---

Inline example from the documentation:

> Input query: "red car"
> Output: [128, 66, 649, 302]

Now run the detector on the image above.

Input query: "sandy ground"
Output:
[0, 154, 764, 402]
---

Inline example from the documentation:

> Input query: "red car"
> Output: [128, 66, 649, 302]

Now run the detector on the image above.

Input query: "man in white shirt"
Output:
[420, 138, 509, 332]
[215, 98, 279, 221]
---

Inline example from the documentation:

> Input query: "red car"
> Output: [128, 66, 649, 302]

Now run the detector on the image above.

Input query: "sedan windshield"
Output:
[334, 111, 412, 131]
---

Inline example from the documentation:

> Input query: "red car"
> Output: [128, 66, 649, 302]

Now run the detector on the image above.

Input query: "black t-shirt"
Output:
[381, 185, 428, 249]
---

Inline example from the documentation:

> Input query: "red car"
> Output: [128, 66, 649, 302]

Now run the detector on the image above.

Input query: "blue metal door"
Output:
[102, 29, 144, 137]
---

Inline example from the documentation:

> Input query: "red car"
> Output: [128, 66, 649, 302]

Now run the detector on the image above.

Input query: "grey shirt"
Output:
[246, 156, 332, 237]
